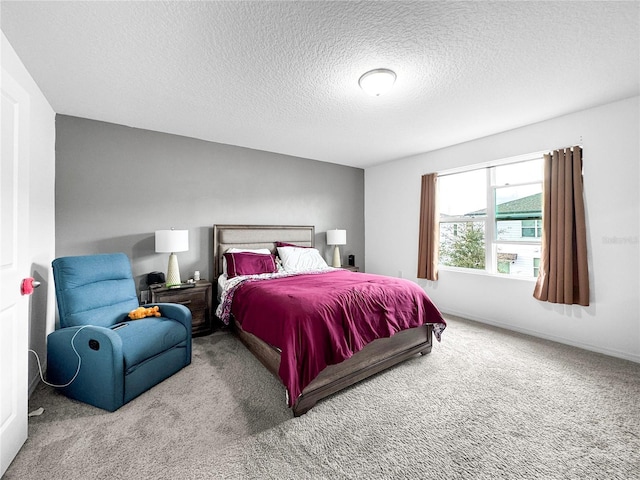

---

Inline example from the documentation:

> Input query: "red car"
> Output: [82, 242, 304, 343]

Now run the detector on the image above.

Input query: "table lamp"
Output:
[155, 229, 189, 287]
[327, 229, 347, 268]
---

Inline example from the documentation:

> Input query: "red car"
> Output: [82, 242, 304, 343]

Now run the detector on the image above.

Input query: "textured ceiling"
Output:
[1, 1, 638, 168]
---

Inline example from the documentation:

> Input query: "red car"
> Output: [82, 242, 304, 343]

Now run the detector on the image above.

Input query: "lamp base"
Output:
[166, 253, 182, 287]
[332, 245, 342, 268]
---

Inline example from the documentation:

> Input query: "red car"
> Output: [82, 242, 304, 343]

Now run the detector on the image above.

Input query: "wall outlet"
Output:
[398, 270, 403, 278]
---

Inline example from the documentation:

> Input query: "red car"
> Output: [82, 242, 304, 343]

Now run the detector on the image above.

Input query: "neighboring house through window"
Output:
[438, 155, 543, 278]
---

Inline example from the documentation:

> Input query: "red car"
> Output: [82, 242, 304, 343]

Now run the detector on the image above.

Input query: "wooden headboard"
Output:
[212, 224, 314, 279]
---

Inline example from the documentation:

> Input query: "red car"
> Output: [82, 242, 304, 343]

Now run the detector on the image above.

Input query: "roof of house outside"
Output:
[462, 193, 542, 219]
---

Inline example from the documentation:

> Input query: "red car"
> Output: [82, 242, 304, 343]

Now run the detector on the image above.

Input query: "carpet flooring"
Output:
[5, 315, 640, 479]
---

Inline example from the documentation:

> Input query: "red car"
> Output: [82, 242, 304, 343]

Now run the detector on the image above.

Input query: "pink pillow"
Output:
[223, 252, 277, 278]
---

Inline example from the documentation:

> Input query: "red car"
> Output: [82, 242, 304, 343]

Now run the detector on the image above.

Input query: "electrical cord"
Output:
[28, 325, 89, 388]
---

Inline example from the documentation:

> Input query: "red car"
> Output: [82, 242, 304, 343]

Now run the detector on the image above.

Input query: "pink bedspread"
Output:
[225, 269, 446, 406]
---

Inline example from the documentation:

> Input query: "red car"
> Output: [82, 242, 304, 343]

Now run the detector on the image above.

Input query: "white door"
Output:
[0, 68, 30, 477]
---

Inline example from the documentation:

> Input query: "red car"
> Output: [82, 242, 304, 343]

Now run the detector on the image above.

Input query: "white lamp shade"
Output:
[358, 69, 396, 96]
[155, 229, 189, 253]
[327, 229, 347, 246]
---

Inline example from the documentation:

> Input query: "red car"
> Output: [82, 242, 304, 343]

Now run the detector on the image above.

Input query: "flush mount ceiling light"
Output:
[358, 68, 397, 96]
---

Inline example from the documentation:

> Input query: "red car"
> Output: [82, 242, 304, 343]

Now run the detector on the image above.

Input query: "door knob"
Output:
[21, 277, 41, 296]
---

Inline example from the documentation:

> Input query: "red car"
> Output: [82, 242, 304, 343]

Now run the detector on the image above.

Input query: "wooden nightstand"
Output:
[339, 266, 360, 272]
[150, 281, 213, 337]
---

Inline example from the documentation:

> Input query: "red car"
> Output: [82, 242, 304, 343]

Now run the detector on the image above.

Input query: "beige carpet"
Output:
[5, 316, 640, 479]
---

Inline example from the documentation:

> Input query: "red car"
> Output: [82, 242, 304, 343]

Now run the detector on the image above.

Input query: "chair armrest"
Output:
[146, 303, 192, 364]
[47, 325, 125, 411]
[145, 303, 192, 338]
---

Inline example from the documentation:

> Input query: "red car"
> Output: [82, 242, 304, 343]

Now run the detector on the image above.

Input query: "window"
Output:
[438, 157, 543, 278]
[533, 257, 541, 278]
[522, 220, 542, 238]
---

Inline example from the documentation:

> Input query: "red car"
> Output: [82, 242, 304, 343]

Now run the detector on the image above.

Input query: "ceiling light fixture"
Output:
[358, 68, 397, 96]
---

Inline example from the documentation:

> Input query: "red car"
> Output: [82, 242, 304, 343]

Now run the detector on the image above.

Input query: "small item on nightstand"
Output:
[168, 282, 195, 289]
[147, 271, 165, 286]
[194, 270, 200, 281]
[348, 255, 355, 266]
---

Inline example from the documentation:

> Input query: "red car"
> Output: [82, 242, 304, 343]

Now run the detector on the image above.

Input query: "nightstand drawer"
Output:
[150, 281, 213, 337]
[159, 290, 207, 309]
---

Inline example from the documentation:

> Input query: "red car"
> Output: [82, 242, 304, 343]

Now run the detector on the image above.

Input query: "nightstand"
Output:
[339, 266, 360, 272]
[150, 281, 213, 336]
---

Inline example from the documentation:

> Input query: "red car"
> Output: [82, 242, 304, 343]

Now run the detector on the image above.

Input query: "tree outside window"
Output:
[439, 221, 485, 269]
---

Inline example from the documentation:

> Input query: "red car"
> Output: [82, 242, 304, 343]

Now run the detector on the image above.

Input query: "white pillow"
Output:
[227, 248, 271, 254]
[277, 246, 330, 272]
[223, 248, 271, 275]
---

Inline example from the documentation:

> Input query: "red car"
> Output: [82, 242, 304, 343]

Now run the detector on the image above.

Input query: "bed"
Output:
[213, 224, 446, 416]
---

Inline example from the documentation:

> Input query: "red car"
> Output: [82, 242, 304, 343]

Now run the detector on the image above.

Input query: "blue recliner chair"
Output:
[48, 253, 192, 411]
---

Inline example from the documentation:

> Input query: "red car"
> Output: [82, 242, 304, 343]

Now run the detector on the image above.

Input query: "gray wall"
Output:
[55, 115, 364, 294]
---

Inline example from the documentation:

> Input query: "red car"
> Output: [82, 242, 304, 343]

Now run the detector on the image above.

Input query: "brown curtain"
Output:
[417, 173, 439, 281]
[533, 146, 589, 306]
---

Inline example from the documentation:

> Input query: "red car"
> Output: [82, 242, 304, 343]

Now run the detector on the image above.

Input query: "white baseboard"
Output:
[440, 308, 640, 364]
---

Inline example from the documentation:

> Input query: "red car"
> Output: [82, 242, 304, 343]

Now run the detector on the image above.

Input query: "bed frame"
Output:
[213, 224, 433, 416]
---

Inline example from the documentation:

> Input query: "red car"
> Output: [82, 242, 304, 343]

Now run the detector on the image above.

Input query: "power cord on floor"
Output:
[28, 325, 89, 388]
